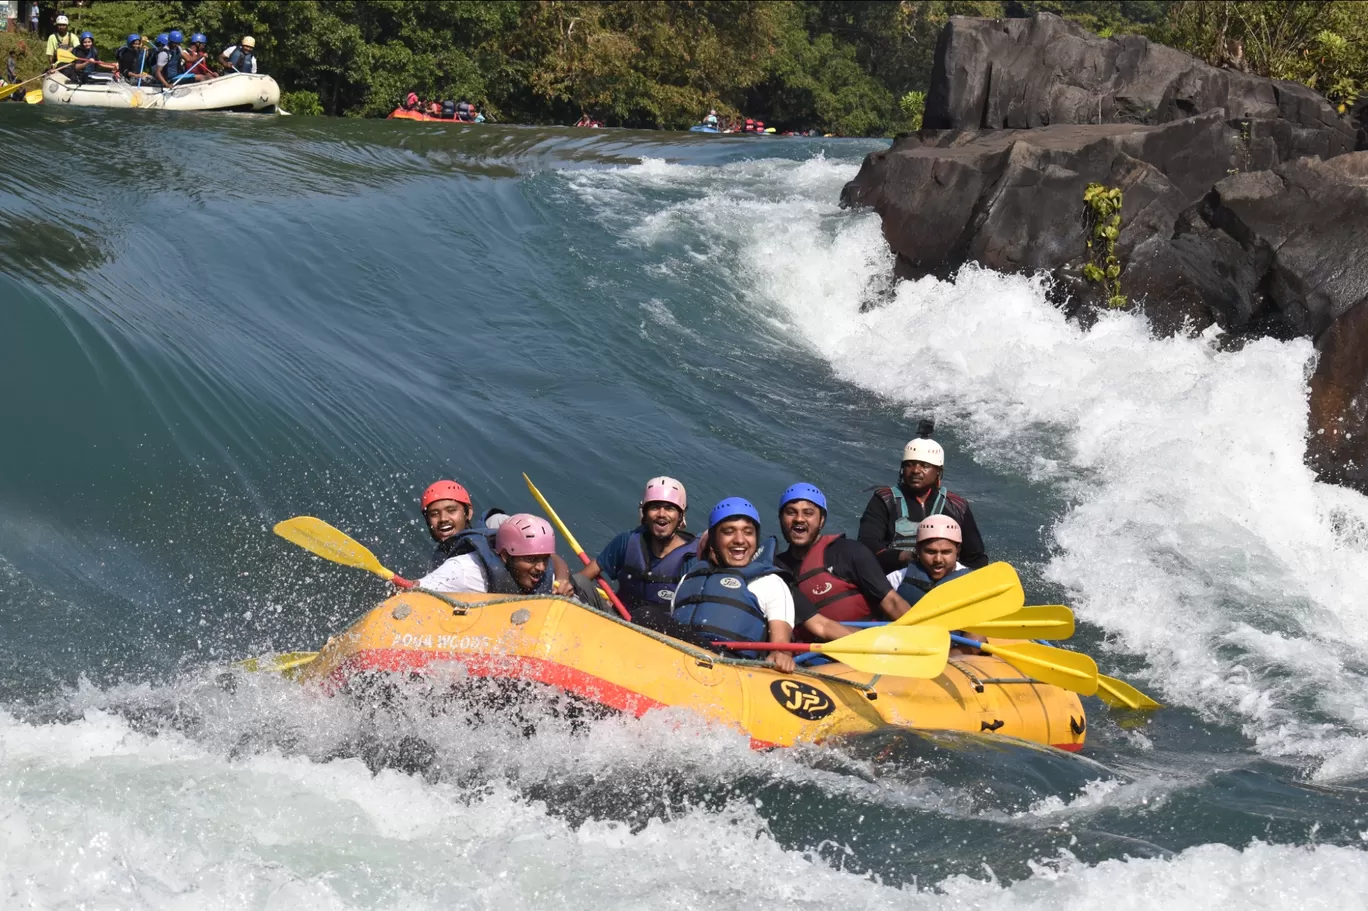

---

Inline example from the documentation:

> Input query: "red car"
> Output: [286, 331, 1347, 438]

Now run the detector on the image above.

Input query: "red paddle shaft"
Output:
[573, 549, 633, 622]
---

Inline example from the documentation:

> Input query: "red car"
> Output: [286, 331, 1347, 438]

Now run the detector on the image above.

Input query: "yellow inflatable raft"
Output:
[296, 591, 1087, 751]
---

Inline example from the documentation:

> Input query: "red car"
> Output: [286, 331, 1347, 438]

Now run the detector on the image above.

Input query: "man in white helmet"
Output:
[858, 434, 988, 573]
[46, 14, 79, 64]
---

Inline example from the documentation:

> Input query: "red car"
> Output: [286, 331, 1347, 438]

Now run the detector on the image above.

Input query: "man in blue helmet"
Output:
[155, 29, 186, 87]
[583, 476, 698, 633]
[115, 34, 153, 84]
[671, 497, 827, 673]
[773, 483, 917, 634]
[182, 32, 216, 81]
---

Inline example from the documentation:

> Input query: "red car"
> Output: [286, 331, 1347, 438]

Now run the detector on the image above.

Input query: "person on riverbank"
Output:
[220, 35, 257, 74]
[115, 35, 153, 84]
[583, 476, 697, 631]
[418, 513, 580, 598]
[858, 435, 988, 573]
[671, 498, 816, 673]
[45, 14, 78, 64]
[155, 30, 186, 87]
[773, 483, 916, 634]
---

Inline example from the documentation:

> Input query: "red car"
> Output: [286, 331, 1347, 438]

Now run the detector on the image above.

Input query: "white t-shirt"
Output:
[677, 570, 795, 627]
[222, 44, 257, 73]
[886, 564, 966, 590]
[419, 553, 487, 593]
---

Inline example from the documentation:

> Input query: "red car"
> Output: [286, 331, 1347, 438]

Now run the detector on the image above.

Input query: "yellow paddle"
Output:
[962, 604, 1075, 639]
[25, 88, 43, 104]
[1098, 674, 1162, 710]
[238, 651, 319, 674]
[716, 625, 951, 677]
[951, 634, 1099, 696]
[523, 473, 633, 622]
[272, 516, 416, 588]
[0, 72, 46, 101]
[894, 561, 1025, 629]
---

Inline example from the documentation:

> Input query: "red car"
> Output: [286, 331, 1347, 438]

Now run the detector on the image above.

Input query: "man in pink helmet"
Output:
[884, 516, 972, 605]
[418, 479, 567, 589]
[583, 476, 697, 631]
[418, 512, 579, 597]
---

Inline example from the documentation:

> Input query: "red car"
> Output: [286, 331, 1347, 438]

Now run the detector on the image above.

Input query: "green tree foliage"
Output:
[42, 0, 1363, 130]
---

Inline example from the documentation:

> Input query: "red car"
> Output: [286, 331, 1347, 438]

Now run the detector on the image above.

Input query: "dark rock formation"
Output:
[925, 13, 1355, 157]
[844, 13, 1368, 491]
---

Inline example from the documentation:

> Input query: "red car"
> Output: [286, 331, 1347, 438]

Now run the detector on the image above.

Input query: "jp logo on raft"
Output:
[770, 679, 835, 720]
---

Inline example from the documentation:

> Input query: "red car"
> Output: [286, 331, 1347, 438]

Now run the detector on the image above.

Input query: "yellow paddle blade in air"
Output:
[56, 49, 78, 63]
[0, 83, 25, 101]
[273, 516, 396, 582]
[895, 562, 1025, 630]
[1098, 674, 1162, 710]
[812, 625, 950, 678]
[962, 604, 1075, 639]
[980, 640, 1099, 696]
[522, 472, 587, 555]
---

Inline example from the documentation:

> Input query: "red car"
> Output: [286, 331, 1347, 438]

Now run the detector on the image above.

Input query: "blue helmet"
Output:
[128, 33, 141, 45]
[156, 33, 169, 46]
[79, 31, 93, 41]
[168, 29, 183, 44]
[190, 32, 206, 45]
[709, 497, 761, 530]
[778, 483, 827, 513]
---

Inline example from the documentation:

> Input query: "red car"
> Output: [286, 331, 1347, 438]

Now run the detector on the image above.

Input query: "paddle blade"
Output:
[56, 49, 77, 63]
[273, 516, 395, 581]
[895, 562, 1025, 630]
[239, 651, 319, 674]
[0, 83, 22, 101]
[1098, 674, 1162, 710]
[963, 604, 1075, 639]
[813, 626, 950, 678]
[982, 640, 1099, 696]
[26, 88, 43, 104]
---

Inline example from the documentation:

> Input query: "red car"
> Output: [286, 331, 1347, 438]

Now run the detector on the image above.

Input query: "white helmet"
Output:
[916, 515, 962, 545]
[902, 437, 945, 467]
[56, 14, 70, 25]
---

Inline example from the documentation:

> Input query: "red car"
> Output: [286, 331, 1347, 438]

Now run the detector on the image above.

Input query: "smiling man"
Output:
[858, 436, 988, 573]
[418, 513, 569, 597]
[584, 476, 697, 630]
[773, 483, 916, 633]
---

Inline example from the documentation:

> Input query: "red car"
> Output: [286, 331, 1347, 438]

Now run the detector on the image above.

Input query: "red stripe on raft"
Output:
[329, 648, 780, 749]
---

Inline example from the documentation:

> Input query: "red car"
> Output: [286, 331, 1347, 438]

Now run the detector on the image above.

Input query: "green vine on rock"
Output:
[1082, 183, 1127, 308]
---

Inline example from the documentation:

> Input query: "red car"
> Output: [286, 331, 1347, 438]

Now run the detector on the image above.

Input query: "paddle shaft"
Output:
[522, 474, 631, 621]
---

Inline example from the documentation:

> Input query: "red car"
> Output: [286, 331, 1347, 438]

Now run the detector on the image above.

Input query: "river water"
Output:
[3, 108, 1368, 908]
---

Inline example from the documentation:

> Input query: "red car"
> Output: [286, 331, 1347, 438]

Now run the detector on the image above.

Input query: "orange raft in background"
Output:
[387, 108, 481, 122]
[295, 591, 1088, 751]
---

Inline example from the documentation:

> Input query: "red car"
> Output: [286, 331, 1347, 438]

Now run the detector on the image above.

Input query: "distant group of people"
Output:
[696, 108, 824, 136]
[44, 15, 259, 88]
[410, 431, 988, 673]
[391, 92, 484, 122]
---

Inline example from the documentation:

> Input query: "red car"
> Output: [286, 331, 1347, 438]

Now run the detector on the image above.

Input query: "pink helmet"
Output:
[641, 476, 687, 512]
[916, 515, 962, 545]
[495, 513, 556, 557]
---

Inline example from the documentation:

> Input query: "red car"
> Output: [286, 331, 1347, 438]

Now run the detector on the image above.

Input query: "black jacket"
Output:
[857, 482, 988, 573]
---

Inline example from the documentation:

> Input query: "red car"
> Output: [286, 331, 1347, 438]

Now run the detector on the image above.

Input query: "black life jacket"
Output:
[793, 534, 876, 627]
[671, 551, 781, 657]
[616, 527, 697, 610]
[440, 100, 456, 119]
[466, 532, 556, 596]
[894, 563, 972, 606]
[430, 528, 495, 571]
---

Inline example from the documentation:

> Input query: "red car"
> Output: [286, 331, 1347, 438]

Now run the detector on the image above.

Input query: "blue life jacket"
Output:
[895, 562, 971, 606]
[430, 528, 495, 571]
[228, 48, 256, 73]
[465, 531, 556, 596]
[616, 527, 697, 610]
[161, 46, 184, 82]
[671, 555, 781, 657]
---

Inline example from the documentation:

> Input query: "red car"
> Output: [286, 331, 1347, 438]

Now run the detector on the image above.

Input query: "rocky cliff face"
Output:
[842, 13, 1368, 493]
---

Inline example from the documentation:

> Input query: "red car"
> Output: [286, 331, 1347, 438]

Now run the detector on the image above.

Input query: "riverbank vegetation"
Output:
[22, 1, 1368, 131]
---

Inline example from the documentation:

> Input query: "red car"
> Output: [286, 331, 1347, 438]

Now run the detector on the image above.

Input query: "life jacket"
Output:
[794, 534, 875, 626]
[894, 563, 971, 607]
[876, 483, 952, 551]
[465, 532, 556, 596]
[457, 101, 475, 121]
[441, 100, 456, 119]
[430, 528, 495, 571]
[161, 46, 184, 82]
[228, 47, 256, 73]
[616, 527, 697, 610]
[671, 554, 780, 657]
[54, 32, 79, 51]
[73, 45, 99, 76]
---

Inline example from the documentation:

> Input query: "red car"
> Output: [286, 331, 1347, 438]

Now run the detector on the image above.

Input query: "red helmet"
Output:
[421, 480, 471, 511]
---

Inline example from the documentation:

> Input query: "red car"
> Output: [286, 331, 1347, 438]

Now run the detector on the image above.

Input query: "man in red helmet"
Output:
[418, 513, 583, 598]
[420, 480, 572, 593]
